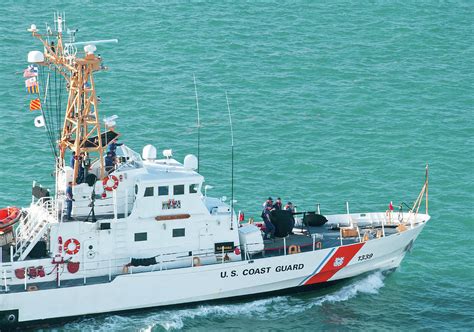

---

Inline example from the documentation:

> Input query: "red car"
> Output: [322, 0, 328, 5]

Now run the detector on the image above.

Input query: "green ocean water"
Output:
[0, 0, 473, 331]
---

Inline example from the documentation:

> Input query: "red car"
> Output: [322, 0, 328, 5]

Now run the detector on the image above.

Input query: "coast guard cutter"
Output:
[0, 15, 431, 328]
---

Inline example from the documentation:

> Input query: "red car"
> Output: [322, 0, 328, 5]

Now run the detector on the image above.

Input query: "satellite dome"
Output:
[142, 144, 157, 161]
[183, 154, 198, 170]
[27, 51, 44, 63]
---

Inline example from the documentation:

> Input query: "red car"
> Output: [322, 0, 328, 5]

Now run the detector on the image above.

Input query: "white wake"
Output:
[63, 271, 387, 331]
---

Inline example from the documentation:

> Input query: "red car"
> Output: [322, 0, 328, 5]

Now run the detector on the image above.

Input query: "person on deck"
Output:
[261, 197, 275, 240]
[284, 201, 296, 233]
[77, 152, 85, 184]
[108, 139, 118, 158]
[285, 202, 295, 214]
[105, 151, 115, 174]
[273, 197, 283, 210]
[70, 152, 76, 168]
[66, 182, 74, 220]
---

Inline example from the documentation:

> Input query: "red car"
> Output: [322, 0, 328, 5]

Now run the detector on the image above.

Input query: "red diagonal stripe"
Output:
[305, 242, 365, 285]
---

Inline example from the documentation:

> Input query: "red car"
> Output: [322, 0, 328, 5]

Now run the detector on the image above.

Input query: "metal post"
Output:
[283, 237, 287, 256]
[125, 188, 129, 217]
[382, 215, 386, 237]
[24, 267, 27, 290]
[160, 253, 163, 271]
[108, 259, 112, 281]
[3, 269, 7, 292]
[317, 203, 320, 215]
[113, 189, 118, 221]
[346, 201, 353, 228]
[60, 200, 64, 223]
[222, 246, 225, 264]
[312, 234, 316, 251]
[9, 246, 13, 263]
[83, 249, 86, 284]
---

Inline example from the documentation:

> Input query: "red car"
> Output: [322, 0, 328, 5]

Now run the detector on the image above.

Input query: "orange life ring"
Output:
[103, 175, 119, 191]
[64, 238, 81, 255]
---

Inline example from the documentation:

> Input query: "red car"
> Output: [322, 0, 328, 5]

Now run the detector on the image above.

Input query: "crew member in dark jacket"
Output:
[262, 197, 275, 239]
[66, 182, 74, 220]
[273, 197, 283, 210]
[285, 202, 295, 214]
[105, 151, 115, 174]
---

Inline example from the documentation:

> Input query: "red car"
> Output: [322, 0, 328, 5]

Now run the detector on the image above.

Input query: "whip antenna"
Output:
[193, 74, 201, 173]
[226, 91, 235, 230]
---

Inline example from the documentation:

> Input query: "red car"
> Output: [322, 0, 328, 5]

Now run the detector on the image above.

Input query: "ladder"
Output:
[13, 199, 57, 261]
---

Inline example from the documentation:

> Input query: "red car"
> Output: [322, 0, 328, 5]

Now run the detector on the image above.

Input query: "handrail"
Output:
[13, 197, 58, 261]
[406, 165, 429, 228]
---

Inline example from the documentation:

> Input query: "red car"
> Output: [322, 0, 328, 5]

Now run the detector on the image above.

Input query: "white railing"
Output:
[13, 198, 58, 261]
[0, 237, 328, 292]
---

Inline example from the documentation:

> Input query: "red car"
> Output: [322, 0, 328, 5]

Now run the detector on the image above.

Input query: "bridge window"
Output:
[144, 187, 154, 197]
[158, 186, 169, 196]
[173, 185, 185, 195]
[189, 184, 199, 194]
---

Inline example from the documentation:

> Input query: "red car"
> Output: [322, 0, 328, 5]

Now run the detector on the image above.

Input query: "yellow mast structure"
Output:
[28, 14, 108, 183]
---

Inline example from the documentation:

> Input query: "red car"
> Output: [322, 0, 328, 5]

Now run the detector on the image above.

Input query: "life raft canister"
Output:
[103, 175, 119, 191]
[0, 207, 21, 233]
[64, 238, 81, 255]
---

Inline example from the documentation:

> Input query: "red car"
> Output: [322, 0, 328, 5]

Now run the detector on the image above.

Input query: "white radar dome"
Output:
[142, 144, 157, 161]
[183, 154, 198, 170]
[27, 51, 44, 63]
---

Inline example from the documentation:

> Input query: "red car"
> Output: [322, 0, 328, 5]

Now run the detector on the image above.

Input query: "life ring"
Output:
[64, 238, 81, 255]
[288, 245, 301, 255]
[192, 256, 201, 267]
[103, 175, 119, 191]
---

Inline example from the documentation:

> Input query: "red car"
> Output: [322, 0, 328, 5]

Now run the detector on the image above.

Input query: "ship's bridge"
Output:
[133, 155, 207, 218]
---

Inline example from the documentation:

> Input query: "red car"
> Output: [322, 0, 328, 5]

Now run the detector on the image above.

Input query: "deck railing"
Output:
[13, 197, 58, 261]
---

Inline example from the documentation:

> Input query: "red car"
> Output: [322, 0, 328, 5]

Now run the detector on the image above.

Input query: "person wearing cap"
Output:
[273, 197, 283, 210]
[105, 151, 115, 174]
[285, 202, 295, 214]
[284, 201, 296, 234]
[261, 197, 275, 240]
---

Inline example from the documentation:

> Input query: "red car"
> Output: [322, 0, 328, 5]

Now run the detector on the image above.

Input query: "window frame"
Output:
[144, 186, 154, 197]
[158, 186, 169, 196]
[189, 184, 199, 194]
[172, 228, 185, 237]
[134, 232, 147, 242]
[173, 184, 185, 195]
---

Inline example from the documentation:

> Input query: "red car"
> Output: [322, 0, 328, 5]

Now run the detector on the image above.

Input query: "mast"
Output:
[28, 14, 112, 183]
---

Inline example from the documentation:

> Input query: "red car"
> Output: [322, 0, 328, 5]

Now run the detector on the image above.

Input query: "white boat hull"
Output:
[0, 222, 425, 327]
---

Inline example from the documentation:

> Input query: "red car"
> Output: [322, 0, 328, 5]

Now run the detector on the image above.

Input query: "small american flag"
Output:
[23, 65, 38, 78]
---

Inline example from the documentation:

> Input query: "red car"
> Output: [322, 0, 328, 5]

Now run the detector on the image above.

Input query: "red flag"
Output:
[29, 98, 41, 111]
[389, 201, 394, 211]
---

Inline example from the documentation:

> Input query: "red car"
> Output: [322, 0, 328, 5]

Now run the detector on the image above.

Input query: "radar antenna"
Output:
[28, 13, 118, 183]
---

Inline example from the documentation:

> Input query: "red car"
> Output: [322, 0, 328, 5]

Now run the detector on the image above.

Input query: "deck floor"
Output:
[260, 224, 400, 257]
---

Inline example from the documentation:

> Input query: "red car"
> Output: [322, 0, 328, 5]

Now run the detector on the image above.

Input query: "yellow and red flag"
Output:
[29, 98, 41, 111]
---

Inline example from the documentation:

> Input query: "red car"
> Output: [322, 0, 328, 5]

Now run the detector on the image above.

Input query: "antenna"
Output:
[193, 74, 201, 173]
[226, 91, 235, 230]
